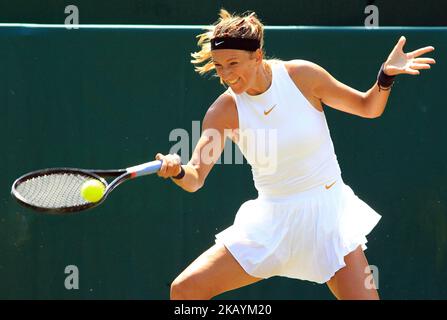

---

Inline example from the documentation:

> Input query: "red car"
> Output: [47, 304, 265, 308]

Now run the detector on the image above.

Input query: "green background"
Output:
[0, 23, 446, 299]
[0, 0, 445, 26]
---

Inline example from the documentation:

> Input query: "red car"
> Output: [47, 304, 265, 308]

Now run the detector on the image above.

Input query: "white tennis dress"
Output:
[215, 61, 381, 284]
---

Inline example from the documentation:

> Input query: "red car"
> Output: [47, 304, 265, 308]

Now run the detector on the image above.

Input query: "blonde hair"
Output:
[191, 9, 265, 75]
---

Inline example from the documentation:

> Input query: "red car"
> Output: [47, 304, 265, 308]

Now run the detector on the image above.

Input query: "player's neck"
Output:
[245, 61, 272, 96]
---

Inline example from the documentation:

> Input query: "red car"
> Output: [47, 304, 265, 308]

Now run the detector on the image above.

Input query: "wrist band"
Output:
[377, 63, 395, 91]
[172, 166, 185, 180]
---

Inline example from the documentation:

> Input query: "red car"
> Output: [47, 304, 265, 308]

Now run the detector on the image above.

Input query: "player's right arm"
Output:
[156, 93, 238, 192]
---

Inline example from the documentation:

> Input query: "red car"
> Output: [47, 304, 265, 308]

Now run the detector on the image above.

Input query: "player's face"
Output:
[211, 49, 260, 94]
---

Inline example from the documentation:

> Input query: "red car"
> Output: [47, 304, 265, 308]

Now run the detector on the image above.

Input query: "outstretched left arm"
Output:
[300, 36, 436, 119]
[363, 36, 436, 117]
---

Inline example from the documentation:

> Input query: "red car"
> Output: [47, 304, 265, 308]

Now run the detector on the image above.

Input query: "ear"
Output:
[254, 48, 263, 63]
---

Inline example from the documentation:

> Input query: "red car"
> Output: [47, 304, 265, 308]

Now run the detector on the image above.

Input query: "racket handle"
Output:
[127, 160, 163, 178]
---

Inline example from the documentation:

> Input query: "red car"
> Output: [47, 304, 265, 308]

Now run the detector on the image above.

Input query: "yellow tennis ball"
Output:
[81, 179, 105, 203]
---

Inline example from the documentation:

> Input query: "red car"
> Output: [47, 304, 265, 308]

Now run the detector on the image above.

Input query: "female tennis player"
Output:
[155, 9, 435, 300]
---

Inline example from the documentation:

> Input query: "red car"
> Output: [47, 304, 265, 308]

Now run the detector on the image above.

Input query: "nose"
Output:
[217, 68, 232, 82]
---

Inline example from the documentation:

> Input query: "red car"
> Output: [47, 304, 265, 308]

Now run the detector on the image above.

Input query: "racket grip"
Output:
[127, 160, 163, 178]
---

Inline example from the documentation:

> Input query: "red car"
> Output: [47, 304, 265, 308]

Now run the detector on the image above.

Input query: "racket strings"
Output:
[15, 173, 96, 208]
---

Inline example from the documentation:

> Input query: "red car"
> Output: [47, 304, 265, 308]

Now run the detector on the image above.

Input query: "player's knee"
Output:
[170, 275, 214, 300]
[170, 278, 188, 300]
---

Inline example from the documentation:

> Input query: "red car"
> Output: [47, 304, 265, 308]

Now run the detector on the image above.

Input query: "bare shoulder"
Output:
[284, 59, 325, 86]
[283, 60, 326, 112]
[203, 91, 238, 131]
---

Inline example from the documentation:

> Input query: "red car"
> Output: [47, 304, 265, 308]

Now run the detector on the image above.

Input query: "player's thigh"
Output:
[326, 245, 379, 300]
[173, 243, 263, 296]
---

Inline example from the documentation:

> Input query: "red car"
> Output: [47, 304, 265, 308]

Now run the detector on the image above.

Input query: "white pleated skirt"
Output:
[215, 178, 381, 284]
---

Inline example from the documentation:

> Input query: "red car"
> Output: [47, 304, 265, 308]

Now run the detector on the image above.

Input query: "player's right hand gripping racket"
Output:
[11, 160, 163, 214]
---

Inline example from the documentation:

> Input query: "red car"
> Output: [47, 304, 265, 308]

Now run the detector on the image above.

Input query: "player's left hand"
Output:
[383, 36, 436, 76]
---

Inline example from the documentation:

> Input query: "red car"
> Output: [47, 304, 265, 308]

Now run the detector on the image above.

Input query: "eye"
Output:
[230, 61, 238, 66]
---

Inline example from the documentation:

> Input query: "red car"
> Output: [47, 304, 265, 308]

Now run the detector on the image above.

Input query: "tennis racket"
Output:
[11, 160, 163, 214]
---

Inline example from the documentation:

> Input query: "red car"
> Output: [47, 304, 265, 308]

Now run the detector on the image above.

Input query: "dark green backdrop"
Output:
[0, 0, 445, 26]
[0, 25, 446, 299]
